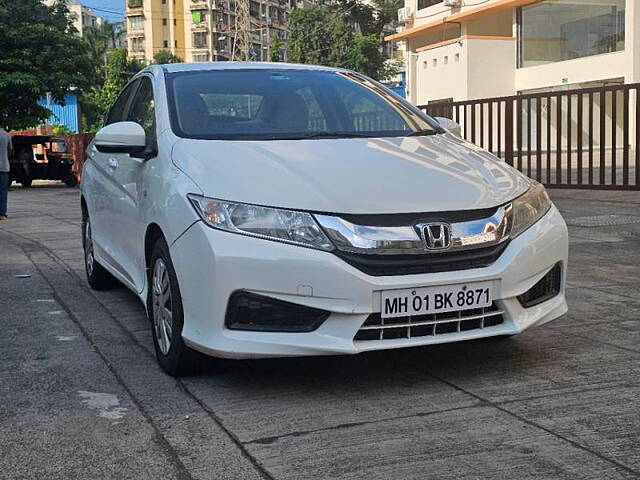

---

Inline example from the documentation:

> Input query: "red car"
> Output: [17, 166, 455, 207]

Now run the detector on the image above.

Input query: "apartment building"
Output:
[45, 0, 102, 36]
[126, 0, 289, 63]
[387, 0, 640, 106]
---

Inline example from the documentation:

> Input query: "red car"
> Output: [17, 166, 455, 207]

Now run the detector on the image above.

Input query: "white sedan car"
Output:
[81, 63, 568, 375]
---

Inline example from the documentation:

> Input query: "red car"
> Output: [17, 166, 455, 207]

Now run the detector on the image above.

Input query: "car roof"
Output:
[154, 62, 346, 75]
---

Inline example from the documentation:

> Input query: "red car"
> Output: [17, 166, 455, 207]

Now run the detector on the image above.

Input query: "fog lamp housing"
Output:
[225, 291, 330, 332]
[518, 263, 562, 308]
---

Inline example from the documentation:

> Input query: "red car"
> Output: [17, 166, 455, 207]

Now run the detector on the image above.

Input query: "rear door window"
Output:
[105, 81, 139, 126]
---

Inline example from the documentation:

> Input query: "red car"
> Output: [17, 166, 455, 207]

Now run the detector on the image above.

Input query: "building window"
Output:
[249, 1, 260, 18]
[174, 19, 177, 26]
[163, 18, 167, 26]
[517, 0, 625, 68]
[175, 40, 178, 48]
[417, 0, 441, 11]
[131, 37, 145, 52]
[193, 53, 209, 62]
[193, 31, 208, 48]
[164, 40, 169, 48]
[129, 15, 144, 31]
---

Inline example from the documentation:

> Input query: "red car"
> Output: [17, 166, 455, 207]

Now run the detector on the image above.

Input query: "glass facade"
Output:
[517, 0, 625, 68]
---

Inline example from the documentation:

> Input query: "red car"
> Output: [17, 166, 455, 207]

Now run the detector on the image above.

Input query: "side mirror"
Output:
[435, 117, 462, 138]
[94, 122, 147, 155]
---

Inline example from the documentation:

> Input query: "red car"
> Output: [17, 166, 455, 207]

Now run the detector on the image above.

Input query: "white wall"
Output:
[467, 38, 516, 100]
[414, 41, 468, 105]
[412, 37, 516, 106]
[515, 51, 628, 92]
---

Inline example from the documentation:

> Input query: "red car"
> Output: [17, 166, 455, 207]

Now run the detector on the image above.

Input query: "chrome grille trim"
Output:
[354, 304, 505, 341]
[315, 204, 512, 256]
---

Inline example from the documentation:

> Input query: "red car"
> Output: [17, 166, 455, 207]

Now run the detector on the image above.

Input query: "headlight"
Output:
[188, 195, 334, 251]
[510, 182, 552, 238]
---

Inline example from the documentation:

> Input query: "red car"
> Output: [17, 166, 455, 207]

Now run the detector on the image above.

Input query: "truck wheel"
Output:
[64, 174, 78, 187]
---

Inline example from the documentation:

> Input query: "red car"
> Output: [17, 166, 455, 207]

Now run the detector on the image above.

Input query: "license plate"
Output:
[381, 281, 493, 319]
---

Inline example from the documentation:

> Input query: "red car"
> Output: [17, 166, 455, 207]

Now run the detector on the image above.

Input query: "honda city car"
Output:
[80, 63, 568, 375]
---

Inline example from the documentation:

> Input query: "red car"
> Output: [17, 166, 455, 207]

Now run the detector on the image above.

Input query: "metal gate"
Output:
[420, 83, 640, 190]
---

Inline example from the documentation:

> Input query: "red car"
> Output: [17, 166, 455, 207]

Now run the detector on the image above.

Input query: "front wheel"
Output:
[147, 238, 202, 376]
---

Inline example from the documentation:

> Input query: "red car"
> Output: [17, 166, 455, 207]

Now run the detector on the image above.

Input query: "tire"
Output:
[82, 210, 118, 290]
[64, 174, 78, 187]
[147, 238, 202, 376]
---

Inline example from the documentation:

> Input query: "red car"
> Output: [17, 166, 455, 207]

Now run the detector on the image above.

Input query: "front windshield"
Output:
[166, 69, 439, 140]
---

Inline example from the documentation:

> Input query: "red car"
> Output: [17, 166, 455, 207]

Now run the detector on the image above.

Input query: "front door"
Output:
[86, 80, 139, 281]
[110, 75, 157, 293]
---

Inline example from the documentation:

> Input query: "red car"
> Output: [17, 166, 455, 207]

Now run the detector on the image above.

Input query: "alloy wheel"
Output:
[152, 258, 173, 356]
[84, 219, 95, 277]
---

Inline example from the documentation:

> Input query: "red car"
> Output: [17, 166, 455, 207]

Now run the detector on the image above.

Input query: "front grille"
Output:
[354, 303, 505, 341]
[335, 241, 509, 277]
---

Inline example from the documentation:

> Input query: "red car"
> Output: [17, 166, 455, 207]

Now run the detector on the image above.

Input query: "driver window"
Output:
[127, 77, 156, 137]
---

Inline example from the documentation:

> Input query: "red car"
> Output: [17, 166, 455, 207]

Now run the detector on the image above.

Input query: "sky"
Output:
[82, 0, 125, 22]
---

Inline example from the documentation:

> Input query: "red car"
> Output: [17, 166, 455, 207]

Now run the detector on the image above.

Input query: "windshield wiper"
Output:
[405, 129, 439, 137]
[277, 132, 376, 140]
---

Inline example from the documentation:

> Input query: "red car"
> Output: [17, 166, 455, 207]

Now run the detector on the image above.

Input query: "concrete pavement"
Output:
[1, 183, 639, 479]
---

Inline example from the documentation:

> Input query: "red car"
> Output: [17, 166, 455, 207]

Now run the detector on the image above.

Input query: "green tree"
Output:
[270, 35, 283, 62]
[0, 0, 91, 130]
[52, 123, 74, 135]
[153, 50, 184, 64]
[287, 3, 400, 80]
[81, 48, 146, 131]
[83, 20, 124, 83]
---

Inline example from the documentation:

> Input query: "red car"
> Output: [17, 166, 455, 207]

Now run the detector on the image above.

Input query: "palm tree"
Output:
[98, 20, 122, 50]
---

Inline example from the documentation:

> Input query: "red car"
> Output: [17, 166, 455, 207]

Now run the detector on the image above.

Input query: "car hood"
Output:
[172, 133, 530, 214]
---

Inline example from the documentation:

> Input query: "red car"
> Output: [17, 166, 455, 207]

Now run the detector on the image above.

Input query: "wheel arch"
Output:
[145, 223, 166, 272]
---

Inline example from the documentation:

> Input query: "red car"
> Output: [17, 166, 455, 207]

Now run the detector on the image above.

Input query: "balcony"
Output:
[192, 38, 210, 48]
[130, 41, 146, 53]
[128, 16, 145, 32]
[126, 0, 143, 15]
[190, 1, 209, 10]
[191, 22, 209, 31]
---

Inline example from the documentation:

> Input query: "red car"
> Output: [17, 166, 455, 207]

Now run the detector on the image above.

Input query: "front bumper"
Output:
[170, 206, 568, 359]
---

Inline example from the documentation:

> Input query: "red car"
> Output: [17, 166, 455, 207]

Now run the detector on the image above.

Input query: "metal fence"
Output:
[420, 83, 640, 190]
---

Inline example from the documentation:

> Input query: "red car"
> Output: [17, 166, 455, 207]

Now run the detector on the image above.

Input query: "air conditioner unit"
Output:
[443, 0, 461, 6]
[397, 7, 413, 23]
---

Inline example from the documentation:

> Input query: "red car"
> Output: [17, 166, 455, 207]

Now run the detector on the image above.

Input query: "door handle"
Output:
[108, 158, 119, 170]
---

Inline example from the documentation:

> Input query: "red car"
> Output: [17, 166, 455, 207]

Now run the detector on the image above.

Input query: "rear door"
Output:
[85, 80, 139, 277]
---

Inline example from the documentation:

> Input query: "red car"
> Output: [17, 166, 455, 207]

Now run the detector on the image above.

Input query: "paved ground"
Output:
[1, 182, 639, 480]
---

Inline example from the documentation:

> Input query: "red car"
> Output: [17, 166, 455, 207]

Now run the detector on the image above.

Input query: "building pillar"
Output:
[623, 0, 639, 83]
[626, 0, 639, 148]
